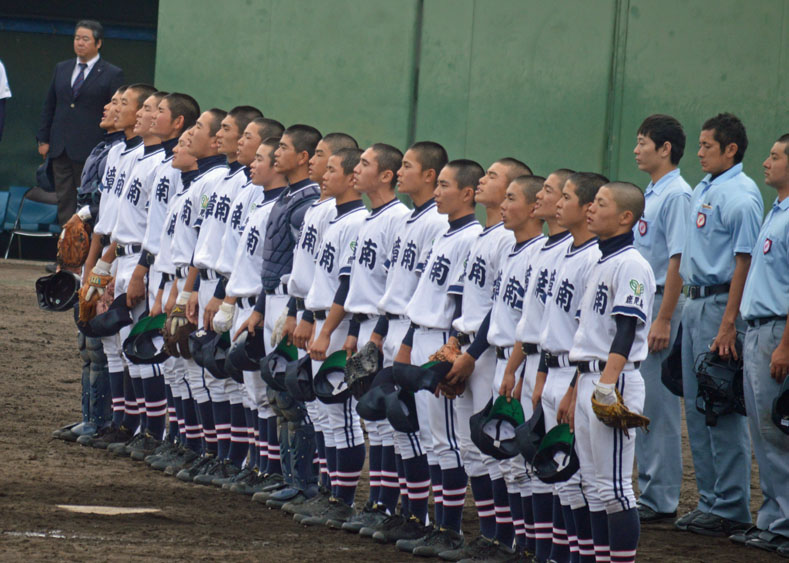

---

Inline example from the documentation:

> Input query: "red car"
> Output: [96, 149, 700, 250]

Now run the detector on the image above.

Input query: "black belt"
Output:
[496, 346, 507, 360]
[577, 360, 640, 374]
[544, 352, 577, 369]
[746, 315, 785, 328]
[385, 312, 408, 321]
[314, 310, 327, 321]
[199, 268, 219, 281]
[264, 283, 289, 296]
[456, 333, 471, 347]
[293, 297, 306, 311]
[115, 243, 142, 257]
[161, 273, 175, 283]
[237, 296, 257, 309]
[175, 266, 190, 279]
[521, 342, 539, 356]
[682, 283, 730, 300]
[655, 285, 664, 295]
[352, 313, 373, 323]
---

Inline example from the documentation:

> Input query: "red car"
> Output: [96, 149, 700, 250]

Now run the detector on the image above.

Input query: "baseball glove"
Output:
[78, 272, 113, 322]
[345, 341, 381, 399]
[430, 339, 465, 399]
[591, 388, 650, 437]
[163, 303, 196, 358]
[57, 215, 92, 269]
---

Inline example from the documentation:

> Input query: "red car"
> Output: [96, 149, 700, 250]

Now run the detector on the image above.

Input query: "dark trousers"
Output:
[51, 153, 84, 225]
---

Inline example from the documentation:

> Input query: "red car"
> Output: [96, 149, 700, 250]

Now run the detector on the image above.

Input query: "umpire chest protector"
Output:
[260, 182, 319, 291]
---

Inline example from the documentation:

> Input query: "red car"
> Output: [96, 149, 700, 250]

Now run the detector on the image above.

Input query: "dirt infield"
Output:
[0, 260, 773, 562]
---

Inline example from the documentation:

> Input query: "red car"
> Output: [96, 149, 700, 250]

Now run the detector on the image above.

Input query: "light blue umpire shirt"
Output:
[740, 196, 789, 320]
[679, 162, 763, 286]
[633, 168, 692, 286]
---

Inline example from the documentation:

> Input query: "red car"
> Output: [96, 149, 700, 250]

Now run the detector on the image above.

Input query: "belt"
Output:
[544, 352, 577, 369]
[314, 310, 327, 321]
[199, 268, 219, 281]
[264, 283, 289, 296]
[292, 297, 306, 311]
[682, 283, 730, 300]
[237, 296, 257, 309]
[521, 342, 539, 356]
[456, 333, 471, 347]
[385, 312, 409, 321]
[496, 346, 509, 360]
[115, 243, 142, 257]
[746, 315, 785, 328]
[352, 313, 373, 323]
[175, 266, 190, 279]
[655, 285, 664, 295]
[161, 273, 175, 283]
[577, 360, 640, 374]
[99, 234, 111, 247]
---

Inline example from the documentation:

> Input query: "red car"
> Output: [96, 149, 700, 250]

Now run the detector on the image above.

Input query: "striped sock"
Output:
[257, 416, 268, 472]
[142, 374, 167, 439]
[182, 397, 202, 452]
[109, 371, 125, 426]
[130, 377, 146, 431]
[493, 478, 514, 547]
[521, 494, 535, 554]
[243, 408, 258, 467]
[173, 394, 185, 444]
[470, 474, 496, 539]
[266, 416, 281, 474]
[121, 371, 139, 432]
[590, 510, 610, 563]
[429, 464, 443, 527]
[574, 504, 595, 563]
[165, 385, 178, 442]
[325, 445, 338, 496]
[608, 508, 639, 563]
[403, 454, 430, 523]
[315, 431, 330, 488]
[335, 444, 365, 506]
[550, 495, 569, 562]
[509, 492, 526, 549]
[228, 402, 247, 467]
[396, 454, 410, 517]
[212, 400, 231, 460]
[441, 467, 467, 532]
[563, 503, 579, 562]
[379, 445, 400, 514]
[368, 444, 382, 506]
[532, 492, 554, 561]
[197, 400, 217, 455]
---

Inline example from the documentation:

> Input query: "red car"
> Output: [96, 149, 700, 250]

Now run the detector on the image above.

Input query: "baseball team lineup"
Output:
[38, 68, 789, 562]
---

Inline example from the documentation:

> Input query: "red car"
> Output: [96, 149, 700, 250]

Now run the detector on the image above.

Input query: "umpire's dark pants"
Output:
[51, 153, 84, 226]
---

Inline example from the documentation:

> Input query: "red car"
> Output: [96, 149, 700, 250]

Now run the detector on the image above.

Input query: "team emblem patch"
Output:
[696, 212, 706, 228]
[764, 238, 772, 254]
[638, 219, 648, 236]
[201, 194, 209, 209]
[629, 279, 644, 297]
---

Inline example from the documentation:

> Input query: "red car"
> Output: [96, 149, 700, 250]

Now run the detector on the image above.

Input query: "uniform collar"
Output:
[264, 186, 287, 201]
[335, 199, 365, 217]
[412, 198, 435, 214]
[701, 162, 743, 189]
[75, 54, 100, 71]
[196, 154, 227, 173]
[646, 168, 680, 195]
[772, 196, 789, 211]
[287, 178, 314, 193]
[124, 136, 143, 150]
[105, 131, 125, 144]
[598, 231, 634, 258]
[227, 160, 244, 173]
[370, 197, 399, 215]
[161, 137, 178, 157]
[447, 213, 477, 232]
[143, 143, 163, 156]
[181, 169, 200, 189]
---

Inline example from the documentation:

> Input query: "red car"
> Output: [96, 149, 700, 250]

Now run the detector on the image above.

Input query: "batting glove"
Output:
[85, 259, 112, 301]
[593, 382, 616, 405]
[212, 302, 235, 333]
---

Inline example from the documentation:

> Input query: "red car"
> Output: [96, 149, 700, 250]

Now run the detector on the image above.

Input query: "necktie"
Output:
[72, 63, 87, 98]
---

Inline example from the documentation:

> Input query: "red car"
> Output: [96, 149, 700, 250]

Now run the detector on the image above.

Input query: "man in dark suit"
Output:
[37, 19, 124, 226]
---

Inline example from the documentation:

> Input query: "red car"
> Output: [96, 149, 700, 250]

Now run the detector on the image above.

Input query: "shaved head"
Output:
[512, 175, 544, 203]
[605, 181, 645, 228]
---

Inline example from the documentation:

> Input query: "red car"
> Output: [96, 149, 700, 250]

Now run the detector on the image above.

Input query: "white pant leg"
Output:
[197, 278, 230, 402]
[455, 345, 496, 478]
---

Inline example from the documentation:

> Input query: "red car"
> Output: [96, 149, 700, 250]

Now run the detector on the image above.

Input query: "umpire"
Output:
[735, 134, 789, 554]
[36, 19, 124, 226]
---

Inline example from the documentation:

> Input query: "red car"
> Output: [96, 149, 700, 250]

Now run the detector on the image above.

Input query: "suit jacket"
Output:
[37, 57, 124, 162]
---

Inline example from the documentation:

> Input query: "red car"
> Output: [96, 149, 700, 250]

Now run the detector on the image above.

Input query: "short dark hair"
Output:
[567, 172, 609, 206]
[115, 85, 128, 95]
[702, 112, 748, 163]
[75, 20, 103, 43]
[512, 175, 544, 204]
[251, 117, 285, 140]
[638, 114, 686, 165]
[150, 90, 168, 103]
[606, 181, 645, 228]
[778, 134, 789, 158]
[284, 124, 322, 157]
[260, 135, 281, 163]
[371, 143, 404, 189]
[497, 157, 533, 180]
[163, 93, 200, 133]
[334, 147, 363, 176]
[409, 141, 448, 182]
[551, 168, 576, 187]
[127, 83, 157, 108]
[322, 132, 359, 153]
[206, 108, 228, 137]
[447, 159, 485, 191]
[229, 106, 263, 136]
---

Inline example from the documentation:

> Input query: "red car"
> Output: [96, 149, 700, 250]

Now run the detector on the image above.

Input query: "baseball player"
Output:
[441, 157, 529, 557]
[631, 115, 691, 523]
[395, 159, 484, 557]
[677, 113, 762, 536]
[563, 181, 655, 563]
[213, 136, 289, 491]
[534, 172, 606, 563]
[334, 143, 408, 528]
[505, 169, 573, 563]
[370, 141, 448, 545]
[734, 134, 789, 554]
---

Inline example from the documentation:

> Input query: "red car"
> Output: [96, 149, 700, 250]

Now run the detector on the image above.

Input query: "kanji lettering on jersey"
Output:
[555, 279, 574, 312]
[524, 265, 533, 292]
[231, 203, 243, 231]
[534, 268, 549, 304]
[181, 199, 192, 225]
[205, 193, 217, 217]
[401, 240, 418, 271]
[547, 270, 557, 298]
[593, 282, 609, 315]
[126, 178, 142, 206]
[167, 213, 177, 236]
[319, 242, 336, 272]
[302, 225, 318, 254]
[155, 177, 170, 203]
[103, 167, 116, 192]
[492, 270, 502, 300]
[215, 195, 231, 223]
[246, 226, 260, 255]
[502, 276, 523, 308]
[468, 256, 487, 287]
[391, 236, 401, 266]
[429, 255, 451, 285]
[114, 172, 127, 197]
[359, 239, 377, 270]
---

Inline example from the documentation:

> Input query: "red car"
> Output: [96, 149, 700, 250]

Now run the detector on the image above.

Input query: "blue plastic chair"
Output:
[3, 186, 60, 259]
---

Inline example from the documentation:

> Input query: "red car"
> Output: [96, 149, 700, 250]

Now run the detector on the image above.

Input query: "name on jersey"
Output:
[155, 177, 170, 204]
[358, 239, 378, 270]
[429, 254, 451, 285]
[246, 226, 261, 255]
[319, 242, 336, 272]
[301, 224, 318, 254]
[126, 178, 142, 206]
[467, 256, 487, 287]
[113, 171, 127, 197]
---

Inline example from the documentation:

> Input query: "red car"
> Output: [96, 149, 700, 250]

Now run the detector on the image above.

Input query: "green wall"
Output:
[0, 32, 156, 188]
[151, 0, 785, 206]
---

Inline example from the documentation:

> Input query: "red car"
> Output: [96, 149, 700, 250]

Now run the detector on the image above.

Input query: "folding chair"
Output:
[3, 186, 60, 259]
